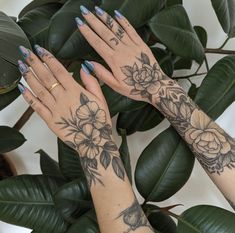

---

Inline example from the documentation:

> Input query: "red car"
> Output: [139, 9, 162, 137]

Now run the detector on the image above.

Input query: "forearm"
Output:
[150, 74, 235, 209]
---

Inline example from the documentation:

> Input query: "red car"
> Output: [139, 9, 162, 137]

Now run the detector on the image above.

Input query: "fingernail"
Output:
[18, 82, 26, 94]
[82, 63, 90, 74]
[114, 10, 123, 19]
[84, 60, 94, 72]
[18, 60, 29, 75]
[75, 17, 84, 26]
[95, 6, 104, 16]
[34, 44, 45, 57]
[19, 45, 30, 59]
[80, 5, 89, 15]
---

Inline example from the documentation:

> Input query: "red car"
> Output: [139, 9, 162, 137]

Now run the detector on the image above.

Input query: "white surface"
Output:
[0, 0, 235, 232]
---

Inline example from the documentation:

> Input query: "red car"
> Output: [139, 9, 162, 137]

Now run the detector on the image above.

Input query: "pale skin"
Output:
[17, 6, 235, 233]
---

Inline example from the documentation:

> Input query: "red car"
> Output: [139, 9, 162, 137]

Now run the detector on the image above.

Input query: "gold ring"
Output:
[48, 82, 61, 92]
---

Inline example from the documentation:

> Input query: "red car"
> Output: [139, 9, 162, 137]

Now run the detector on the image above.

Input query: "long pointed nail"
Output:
[114, 10, 123, 19]
[19, 46, 30, 59]
[80, 5, 89, 15]
[75, 17, 84, 26]
[18, 82, 26, 94]
[84, 60, 94, 72]
[82, 64, 90, 74]
[95, 6, 104, 16]
[18, 60, 29, 75]
[34, 44, 45, 57]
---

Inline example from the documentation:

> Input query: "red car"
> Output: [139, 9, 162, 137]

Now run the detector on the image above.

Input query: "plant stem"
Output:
[172, 72, 207, 80]
[13, 106, 34, 131]
[205, 48, 235, 54]
[204, 56, 210, 72]
[219, 37, 230, 49]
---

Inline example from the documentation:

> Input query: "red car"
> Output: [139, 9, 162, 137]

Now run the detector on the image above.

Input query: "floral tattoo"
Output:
[121, 53, 235, 174]
[56, 93, 125, 187]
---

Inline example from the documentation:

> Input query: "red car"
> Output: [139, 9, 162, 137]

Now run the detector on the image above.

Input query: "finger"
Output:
[80, 5, 122, 49]
[84, 60, 119, 89]
[80, 63, 106, 103]
[114, 10, 144, 46]
[18, 60, 56, 110]
[76, 17, 113, 62]
[94, 6, 131, 45]
[18, 82, 52, 122]
[34, 45, 75, 90]
[19, 46, 65, 97]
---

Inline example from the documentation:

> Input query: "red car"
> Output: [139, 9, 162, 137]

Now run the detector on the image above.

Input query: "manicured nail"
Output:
[18, 82, 26, 94]
[18, 60, 29, 75]
[19, 45, 30, 59]
[95, 6, 104, 16]
[80, 5, 89, 15]
[84, 60, 94, 72]
[114, 10, 123, 19]
[34, 44, 45, 57]
[75, 17, 84, 26]
[82, 63, 90, 74]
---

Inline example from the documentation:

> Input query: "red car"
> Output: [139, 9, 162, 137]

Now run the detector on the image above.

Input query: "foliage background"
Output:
[0, 0, 235, 232]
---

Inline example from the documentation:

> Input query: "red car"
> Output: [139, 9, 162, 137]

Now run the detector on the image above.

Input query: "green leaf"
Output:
[100, 0, 125, 15]
[210, 0, 235, 37]
[118, 129, 132, 183]
[166, 0, 182, 7]
[0, 175, 68, 232]
[18, 4, 62, 49]
[117, 104, 164, 135]
[67, 209, 99, 233]
[188, 83, 198, 100]
[0, 126, 26, 153]
[36, 149, 64, 179]
[120, 0, 166, 28]
[48, 0, 96, 60]
[54, 178, 92, 223]
[149, 5, 205, 64]
[194, 26, 208, 47]
[102, 85, 145, 117]
[135, 127, 195, 202]
[57, 138, 85, 180]
[173, 57, 192, 70]
[195, 56, 235, 119]
[177, 205, 235, 232]
[146, 204, 177, 233]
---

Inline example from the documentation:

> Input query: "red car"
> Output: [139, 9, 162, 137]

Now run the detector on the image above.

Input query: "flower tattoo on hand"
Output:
[56, 93, 125, 187]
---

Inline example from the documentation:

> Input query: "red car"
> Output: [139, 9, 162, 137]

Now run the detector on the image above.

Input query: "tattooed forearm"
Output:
[56, 93, 125, 187]
[116, 199, 153, 233]
[121, 53, 235, 174]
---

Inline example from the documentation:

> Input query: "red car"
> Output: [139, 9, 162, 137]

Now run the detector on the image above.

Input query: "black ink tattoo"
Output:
[106, 15, 114, 29]
[110, 37, 119, 46]
[121, 53, 235, 174]
[56, 93, 125, 187]
[116, 26, 125, 40]
[116, 199, 153, 233]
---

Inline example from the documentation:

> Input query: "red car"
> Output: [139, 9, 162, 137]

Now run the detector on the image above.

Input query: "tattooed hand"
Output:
[17, 46, 125, 187]
[76, 6, 164, 103]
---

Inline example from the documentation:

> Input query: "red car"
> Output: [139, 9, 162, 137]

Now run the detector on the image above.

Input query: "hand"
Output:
[76, 6, 169, 104]
[17, 45, 114, 163]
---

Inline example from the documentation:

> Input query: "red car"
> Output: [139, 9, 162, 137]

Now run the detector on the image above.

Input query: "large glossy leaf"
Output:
[166, 0, 182, 7]
[135, 127, 195, 202]
[67, 209, 100, 233]
[145, 204, 177, 233]
[0, 126, 26, 153]
[210, 0, 235, 37]
[0, 175, 67, 232]
[54, 178, 92, 223]
[57, 138, 85, 180]
[120, 0, 166, 28]
[117, 104, 164, 135]
[194, 26, 208, 48]
[48, 0, 96, 60]
[177, 205, 235, 232]
[102, 85, 145, 117]
[0, 87, 20, 110]
[100, 0, 125, 15]
[36, 149, 64, 179]
[149, 5, 205, 64]
[195, 56, 235, 119]
[18, 4, 62, 49]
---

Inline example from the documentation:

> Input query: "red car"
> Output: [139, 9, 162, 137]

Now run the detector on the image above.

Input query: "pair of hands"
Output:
[18, 6, 164, 156]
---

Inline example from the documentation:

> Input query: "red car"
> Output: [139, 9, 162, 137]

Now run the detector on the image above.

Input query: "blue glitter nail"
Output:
[19, 46, 30, 59]
[18, 82, 26, 94]
[114, 10, 123, 19]
[18, 60, 29, 75]
[80, 5, 89, 15]
[75, 17, 84, 26]
[82, 63, 90, 74]
[34, 44, 45, 57]
[84, 60, 94, 72]
[95, 6, 104, 16]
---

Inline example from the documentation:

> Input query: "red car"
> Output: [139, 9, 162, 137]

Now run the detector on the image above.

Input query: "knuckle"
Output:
[37, 89, 46, 99]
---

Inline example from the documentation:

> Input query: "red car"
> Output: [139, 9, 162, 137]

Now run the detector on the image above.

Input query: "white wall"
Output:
[0, 0, 234, 232]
